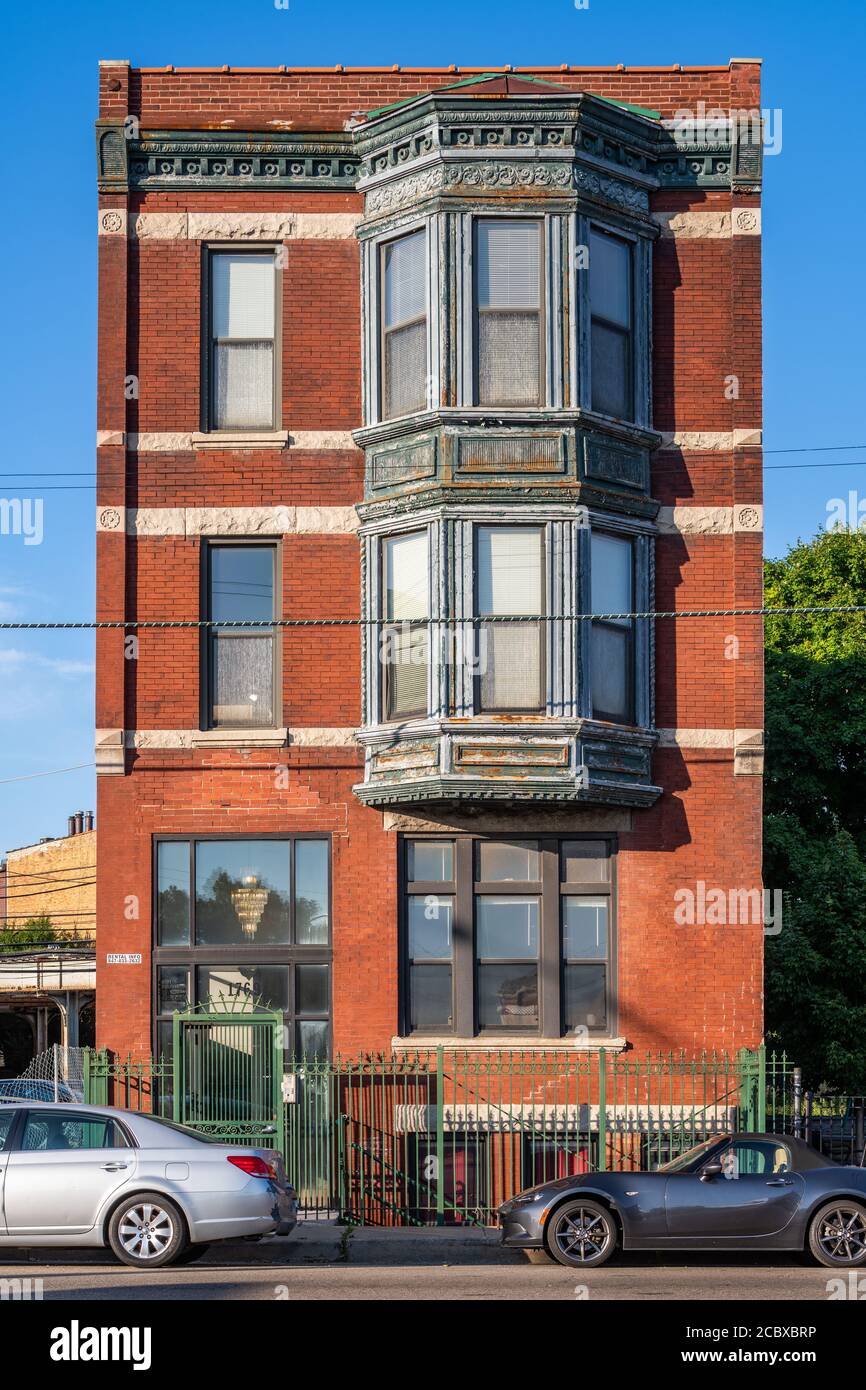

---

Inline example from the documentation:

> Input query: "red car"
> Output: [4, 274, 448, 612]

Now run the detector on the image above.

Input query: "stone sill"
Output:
[191, 728, 288, 748]
[391, 1036, 628, 1052]
[192, 431, 288, 451]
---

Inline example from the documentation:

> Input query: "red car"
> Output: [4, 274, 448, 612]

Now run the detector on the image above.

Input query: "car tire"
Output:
[108, 1193, 189, 1269]
[807, 1200, 866, 1268]
[544, 1198, 617, 1269]
[523, 1248, 555, 1264]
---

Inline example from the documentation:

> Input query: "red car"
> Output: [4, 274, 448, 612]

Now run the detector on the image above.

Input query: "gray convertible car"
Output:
[499, 1133, 866, 1269]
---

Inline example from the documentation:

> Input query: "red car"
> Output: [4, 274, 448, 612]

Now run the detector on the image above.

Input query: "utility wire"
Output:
[1, 607, 866, 629]
[0, 763, 95, 784]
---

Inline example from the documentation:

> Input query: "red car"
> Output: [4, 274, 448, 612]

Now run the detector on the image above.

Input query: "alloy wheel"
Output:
[117, 1202, 175, 1261]
[552, 1205, 612, 1263]
[816, 1206, 866, 1264]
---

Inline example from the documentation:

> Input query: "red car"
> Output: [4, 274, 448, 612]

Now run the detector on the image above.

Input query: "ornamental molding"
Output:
[658, 429, 762, 451]
[129, 211, 361, 241]
[116, 429, 359, 451]
[573, 165, 648, 211]
[125, 505, 360, 537]
[656, 505, 763, 535]
[124, 728, 357, 749]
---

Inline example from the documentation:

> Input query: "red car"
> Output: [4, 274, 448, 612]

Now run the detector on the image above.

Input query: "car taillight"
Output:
[227, 1154, 275, 1179]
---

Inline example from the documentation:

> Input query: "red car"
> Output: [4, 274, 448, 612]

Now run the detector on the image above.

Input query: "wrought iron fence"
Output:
[83, 1042, 802, 1225]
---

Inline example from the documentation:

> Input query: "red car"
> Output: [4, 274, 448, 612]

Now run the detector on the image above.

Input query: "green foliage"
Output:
[0, 917, 77, 952]
[764, 529, 866, 1088]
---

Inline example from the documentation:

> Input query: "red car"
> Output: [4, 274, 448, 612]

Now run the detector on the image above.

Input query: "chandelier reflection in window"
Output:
[231, 873, 269, 939]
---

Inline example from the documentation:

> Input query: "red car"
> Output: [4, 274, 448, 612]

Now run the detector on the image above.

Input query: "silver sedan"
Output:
[0, 1102, 297, 1267]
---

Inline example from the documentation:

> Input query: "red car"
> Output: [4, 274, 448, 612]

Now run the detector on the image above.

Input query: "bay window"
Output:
[206, 249, 278, 431]
[474, 220, 542, 406]
[476, 526, 544, 713]
[382, 530, 429, 720]
[381, 229, 427, 420]
[589, 228, 633, 420]
[205, 543, 276, 729]
[401, 836, 614, 1038]
[154, 836, 331, 1060]
[590, 531, 634, 724]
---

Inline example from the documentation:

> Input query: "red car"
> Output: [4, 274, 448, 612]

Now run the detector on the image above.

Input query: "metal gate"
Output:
[172, 1002, 284, 1151]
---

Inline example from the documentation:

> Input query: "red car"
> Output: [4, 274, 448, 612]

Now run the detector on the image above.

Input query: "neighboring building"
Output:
[0, 813, 96, 1073]
[2, 812, 96, 937]
[95, 60, 764, 1064]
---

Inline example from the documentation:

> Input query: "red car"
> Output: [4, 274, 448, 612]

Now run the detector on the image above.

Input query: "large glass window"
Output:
[589, 229, 633, 420]
[590, 532, 634, 723]
[402, 836, 614, 1037]
[475, 220, 542, 406]
[381, 229, 427, 420]
[206, 544, 276, 729]
[154, 837, 331, 1059]
[476, 526, 544, 712]
[208, 250, 277, 430]
[382, 530, 429, 721]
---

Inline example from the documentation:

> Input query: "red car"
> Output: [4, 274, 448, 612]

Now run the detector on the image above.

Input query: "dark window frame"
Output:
[474, 523, 547, 716]
[473, 216, 545, 408]
[379, 227, 428, 422]
[588, 225, 634, 422]
[200, 244, 282, 435]
[399, 834, 616, 1039]
[152, 833, 332, 1061]
[201, 539, 281, 732]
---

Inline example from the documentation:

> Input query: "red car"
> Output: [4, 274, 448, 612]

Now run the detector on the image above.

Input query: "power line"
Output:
[0, 763, 95, 785]
[2, 607, 866, 630]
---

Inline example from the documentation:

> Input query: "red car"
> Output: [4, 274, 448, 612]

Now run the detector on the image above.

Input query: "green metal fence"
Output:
[83, 1036, 798, 1226]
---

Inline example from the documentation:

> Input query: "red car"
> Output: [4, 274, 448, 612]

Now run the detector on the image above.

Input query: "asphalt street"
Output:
[1, 1249, 847, 1301]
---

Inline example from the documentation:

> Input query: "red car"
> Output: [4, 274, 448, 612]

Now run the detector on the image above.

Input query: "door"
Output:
[2, 1111, 136, 1236]
[0, 1108, 20, 1233]
[665, 1138, 804, 1239]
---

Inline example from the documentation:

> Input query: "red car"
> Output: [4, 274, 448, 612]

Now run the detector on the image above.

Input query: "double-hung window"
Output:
[402, 836, 614, 1038]
[589, 228, 633, 420]
[381, 229, 427, 420]
[476, 526, 544, 713]
[206, 543, 277, 729]
[475, 220, 543, 406]
[382, 531, 429, 721]
[590, 532, 634, 724]
[206, 250, 278, 431]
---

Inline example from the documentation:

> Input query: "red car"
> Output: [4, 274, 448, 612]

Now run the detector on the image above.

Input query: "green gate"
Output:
[172, 1001, 284, 1152]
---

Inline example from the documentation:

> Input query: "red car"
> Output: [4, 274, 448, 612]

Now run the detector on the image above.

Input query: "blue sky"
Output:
[0, 0, 863, 854]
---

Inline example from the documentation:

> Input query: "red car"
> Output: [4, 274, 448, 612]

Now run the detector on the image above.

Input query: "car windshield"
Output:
[655, 1137, 726, 1172]
[132, 1114, 227, 1144]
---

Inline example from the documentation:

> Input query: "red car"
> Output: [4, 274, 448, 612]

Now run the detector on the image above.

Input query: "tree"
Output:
[764, 529, 866, 1088]
[0, 916, 57, 951]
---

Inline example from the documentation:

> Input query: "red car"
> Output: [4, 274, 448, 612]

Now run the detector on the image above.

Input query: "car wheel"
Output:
[544, 1199, 617, 1269]
[108, 1193, 188, 1269]
[808, 1201, 866, 1268]
[523, 1248, 555, 1264]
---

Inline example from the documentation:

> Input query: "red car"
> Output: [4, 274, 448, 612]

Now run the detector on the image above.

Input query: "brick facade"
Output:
[96, 61, 764, 1060]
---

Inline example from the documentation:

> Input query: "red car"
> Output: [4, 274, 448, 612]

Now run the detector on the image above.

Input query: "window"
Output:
[154, 837, 331, 1059]
[381, 229, 427, 420]
[475, 220, 542, 406]
[589, 229, 633, 419]
[402, 836, 614, 1037]
[206, 250, 277, 431]
[590, 532, 634, 723]
[206, 543, 276, 729]
[382, 531, 429, 720]
[21, 1115, 128, 1151]
[476, 526, 544, 712]
[709, 1140, 792, 1179]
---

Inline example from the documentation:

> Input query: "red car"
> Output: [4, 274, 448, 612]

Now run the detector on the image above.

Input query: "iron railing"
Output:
[83, 1043, 802, 1225]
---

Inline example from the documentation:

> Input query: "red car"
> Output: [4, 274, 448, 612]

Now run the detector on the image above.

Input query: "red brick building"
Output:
[95, 59, 764, 1065]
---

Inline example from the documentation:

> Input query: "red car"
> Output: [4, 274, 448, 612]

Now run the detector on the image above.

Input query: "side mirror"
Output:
[700, 1161, 723, 1181]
